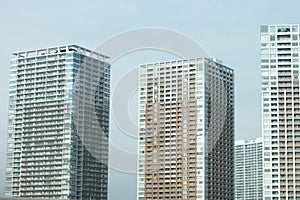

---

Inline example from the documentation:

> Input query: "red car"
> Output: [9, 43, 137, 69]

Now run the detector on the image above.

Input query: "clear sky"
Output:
[1, 0, 300, 199]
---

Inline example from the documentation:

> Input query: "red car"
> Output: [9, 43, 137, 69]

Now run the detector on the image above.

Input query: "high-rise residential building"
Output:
[137, 58, 234, 200]
[261, 24, 300, 199]
[5, 45, 110, 199]
[235, 137, 263, 200]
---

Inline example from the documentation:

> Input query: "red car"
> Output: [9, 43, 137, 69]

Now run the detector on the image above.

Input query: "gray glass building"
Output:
[137, 58, 234, 199]
[5, 45, 110, 199]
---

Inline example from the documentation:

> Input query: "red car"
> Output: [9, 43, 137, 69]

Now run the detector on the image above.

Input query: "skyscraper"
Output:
[5, 45, 110, 199]
[261, 24, 300, 199]
[137, 58, 234, 199]
[235, 138, 263, 200]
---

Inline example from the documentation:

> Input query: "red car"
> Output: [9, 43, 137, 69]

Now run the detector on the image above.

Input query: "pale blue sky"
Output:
[1, 0, 300, 199]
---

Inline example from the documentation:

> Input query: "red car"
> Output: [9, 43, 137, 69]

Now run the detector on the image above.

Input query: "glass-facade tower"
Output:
[5, 45, 110, 199]
[137, 58, 234, 199]
[235, 138, 263, 200]
[261, 24, 300, 199]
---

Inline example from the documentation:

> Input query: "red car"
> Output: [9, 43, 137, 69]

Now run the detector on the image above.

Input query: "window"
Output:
[270, 26, 276, 33]
[293, 34, 298, 40]
[261, 35, 269, 41]
[270, 35, 275, 41]
[292, 25, 298, 32]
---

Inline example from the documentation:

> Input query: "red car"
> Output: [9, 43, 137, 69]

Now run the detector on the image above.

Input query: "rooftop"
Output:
[12, 44, 109, 60]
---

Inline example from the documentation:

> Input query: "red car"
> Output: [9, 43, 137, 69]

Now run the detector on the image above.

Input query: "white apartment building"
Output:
[235, 137, 263, 200]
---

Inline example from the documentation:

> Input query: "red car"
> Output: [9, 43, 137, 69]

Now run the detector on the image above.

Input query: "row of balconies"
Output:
[16, 88, 65, 95]
[23, 117, 65, 124]
[18, 161, 63, 166]
[20, 165, 66, 172]
[21, 141, 63, 147]
[21, 149, 63, 156]
[15, 96, 66, 102]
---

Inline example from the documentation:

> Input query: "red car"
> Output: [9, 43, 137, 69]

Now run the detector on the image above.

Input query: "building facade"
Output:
[235, 138, 263, 200]
[5, 45, 110, 199]
[261, 24, 300, 199]
[137, 58, 234, 199]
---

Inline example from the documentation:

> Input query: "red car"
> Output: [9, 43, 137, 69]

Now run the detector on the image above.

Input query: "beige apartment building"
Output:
[137, 58, 234, 199]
